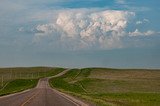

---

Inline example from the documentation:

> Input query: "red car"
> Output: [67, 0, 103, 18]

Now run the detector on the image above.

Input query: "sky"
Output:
[0, 0, 160, 68]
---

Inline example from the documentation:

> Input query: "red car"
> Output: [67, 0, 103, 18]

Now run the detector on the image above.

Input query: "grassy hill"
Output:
[0, 67, 64, 96]
[50, 68, 160, 106]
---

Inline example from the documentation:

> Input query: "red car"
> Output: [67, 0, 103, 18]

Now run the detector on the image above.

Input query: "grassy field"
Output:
[49, 68, 160, 106]
[0, 67, 64, 96]
[0, 79, 38, 96]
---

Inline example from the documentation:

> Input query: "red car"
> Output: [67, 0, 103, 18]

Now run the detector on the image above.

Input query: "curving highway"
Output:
[0, 70, 89, 106]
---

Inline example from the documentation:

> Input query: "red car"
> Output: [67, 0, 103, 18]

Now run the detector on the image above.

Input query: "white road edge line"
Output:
[50, 88, 88, 106]
[0, 68, 69, 99]
[0, 69, 89, 106]
[0, 88, 34, 99]
[48, 69, 89, 106]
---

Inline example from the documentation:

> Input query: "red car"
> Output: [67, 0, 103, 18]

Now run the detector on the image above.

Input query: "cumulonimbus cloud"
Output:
[33, 9, 135, 50]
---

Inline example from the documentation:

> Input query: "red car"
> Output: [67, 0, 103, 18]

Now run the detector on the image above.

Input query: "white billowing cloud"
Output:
[143, 19, 149, 23]
[136, 19, 149, 25]
[18, 27, 25, 32]
[33, 9, 135, 50]
[129, 29, 156, 37]
[136, 21, 143, 25]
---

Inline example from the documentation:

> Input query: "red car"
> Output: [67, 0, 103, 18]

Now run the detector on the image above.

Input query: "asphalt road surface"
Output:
[0, 70, 89, 106]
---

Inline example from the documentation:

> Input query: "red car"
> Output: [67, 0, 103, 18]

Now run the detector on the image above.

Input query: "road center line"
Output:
[20, 91, 40, 106]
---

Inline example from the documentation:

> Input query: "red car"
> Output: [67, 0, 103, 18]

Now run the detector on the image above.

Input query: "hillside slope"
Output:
[50, 68, 160, 106]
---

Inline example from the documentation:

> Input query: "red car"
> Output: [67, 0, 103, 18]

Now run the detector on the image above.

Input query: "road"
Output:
[0, 70, 89, 106]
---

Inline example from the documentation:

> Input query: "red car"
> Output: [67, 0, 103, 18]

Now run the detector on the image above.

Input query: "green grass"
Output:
[88, 93, 160, 106]
[50, 68, 160, 106]
[0, 67, 65, 96]
[0, 67, 64, 88]
[0, 79, 38, 96]
[50, 69, 85, 93]
[50, 77, 84, 93]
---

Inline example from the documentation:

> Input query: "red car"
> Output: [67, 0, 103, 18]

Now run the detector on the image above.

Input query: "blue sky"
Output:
[0, 0, 160, 68]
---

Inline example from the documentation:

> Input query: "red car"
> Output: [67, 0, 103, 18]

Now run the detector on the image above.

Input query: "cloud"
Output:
[18, 27, 25, 32]
[129, 29, 156, 37]
[136, 19, 149, 25]
[32, 9, 135, 50]
[115, 0, 126, 4]
[136, 21, 143, 25]
[123, 5, 151, 12]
